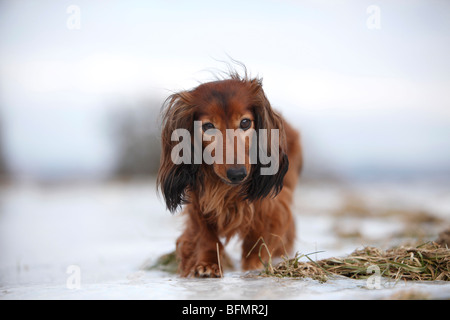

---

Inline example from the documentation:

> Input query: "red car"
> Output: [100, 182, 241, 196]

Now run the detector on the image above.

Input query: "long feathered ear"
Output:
[157, 92, 199, 213]
[242, 80, 289, 201]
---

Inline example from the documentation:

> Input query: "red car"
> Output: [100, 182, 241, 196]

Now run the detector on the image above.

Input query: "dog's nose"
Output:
[226, 167, 247, 183]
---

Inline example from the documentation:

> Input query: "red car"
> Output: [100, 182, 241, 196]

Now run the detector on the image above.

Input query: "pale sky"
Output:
[1, 0, 449, 180]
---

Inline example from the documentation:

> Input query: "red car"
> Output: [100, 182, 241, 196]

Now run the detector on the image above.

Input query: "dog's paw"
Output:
[193, 262, 222, 278]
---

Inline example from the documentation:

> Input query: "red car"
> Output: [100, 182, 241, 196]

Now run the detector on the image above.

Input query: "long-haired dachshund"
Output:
[157, 70, 302, 277]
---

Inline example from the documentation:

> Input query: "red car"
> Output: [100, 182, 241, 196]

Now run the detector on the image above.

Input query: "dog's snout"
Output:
[226, 167, 247, 183]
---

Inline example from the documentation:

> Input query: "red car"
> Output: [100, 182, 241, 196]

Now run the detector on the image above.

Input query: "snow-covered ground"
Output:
[0, 179, 449, 300]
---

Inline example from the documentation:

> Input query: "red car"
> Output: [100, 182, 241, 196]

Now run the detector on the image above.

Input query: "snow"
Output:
[1, 180, 449, 300]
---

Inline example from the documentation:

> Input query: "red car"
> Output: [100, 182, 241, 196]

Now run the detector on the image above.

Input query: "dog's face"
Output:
[193, 80, 256, 185]
[158, 76, 289, 212]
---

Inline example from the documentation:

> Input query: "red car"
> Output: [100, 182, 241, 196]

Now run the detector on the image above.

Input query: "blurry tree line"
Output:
[109, 99, 163, 178]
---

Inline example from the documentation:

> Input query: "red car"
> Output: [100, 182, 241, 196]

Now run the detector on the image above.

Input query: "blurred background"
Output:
[0, 0, 449, 297]
[1, 0, 450, 183]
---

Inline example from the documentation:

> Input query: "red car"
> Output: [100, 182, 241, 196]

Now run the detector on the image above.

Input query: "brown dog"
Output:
[157, 71, 302, 277]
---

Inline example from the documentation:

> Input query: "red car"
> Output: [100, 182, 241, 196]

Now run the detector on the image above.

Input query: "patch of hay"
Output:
[265, 242, 449, 282]
[146, 230, 450, 282]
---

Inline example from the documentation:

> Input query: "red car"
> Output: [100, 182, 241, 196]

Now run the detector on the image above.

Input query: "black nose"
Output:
[226, 167, 247, 183]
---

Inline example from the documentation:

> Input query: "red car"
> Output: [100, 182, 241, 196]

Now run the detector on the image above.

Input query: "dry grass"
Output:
[147, 229, 450, 283]
[263, 242, 450, 282]
[147, 244, 449, 282]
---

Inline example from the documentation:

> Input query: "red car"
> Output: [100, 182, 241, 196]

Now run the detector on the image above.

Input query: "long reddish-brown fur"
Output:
[157, 71, 302, 277]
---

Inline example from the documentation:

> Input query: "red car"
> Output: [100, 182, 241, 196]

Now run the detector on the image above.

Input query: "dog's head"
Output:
[157, 74, 289, 212]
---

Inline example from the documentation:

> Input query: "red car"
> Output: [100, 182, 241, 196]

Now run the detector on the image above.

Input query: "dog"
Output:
[157, 71, 302, 277]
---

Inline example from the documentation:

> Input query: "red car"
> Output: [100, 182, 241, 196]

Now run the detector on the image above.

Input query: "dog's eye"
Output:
[240, 119, 251, 130]
[202, 122, 215, 132]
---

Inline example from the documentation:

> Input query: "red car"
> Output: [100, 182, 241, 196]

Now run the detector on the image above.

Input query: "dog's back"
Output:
[282, 118, 303, 193]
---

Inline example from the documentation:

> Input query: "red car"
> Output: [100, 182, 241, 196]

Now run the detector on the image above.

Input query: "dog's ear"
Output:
[242, 80, 289, 201]
[157, 92, 199, 213]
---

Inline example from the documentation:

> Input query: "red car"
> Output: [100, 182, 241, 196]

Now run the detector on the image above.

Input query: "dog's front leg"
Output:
[176, 210, 224, 278]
